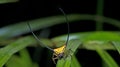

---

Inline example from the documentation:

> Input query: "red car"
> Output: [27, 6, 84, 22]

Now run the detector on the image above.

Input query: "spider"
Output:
[27, 8, 70, 64]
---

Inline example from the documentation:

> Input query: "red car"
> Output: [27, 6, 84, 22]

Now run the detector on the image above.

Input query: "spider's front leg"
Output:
[52, 53, 59, 64]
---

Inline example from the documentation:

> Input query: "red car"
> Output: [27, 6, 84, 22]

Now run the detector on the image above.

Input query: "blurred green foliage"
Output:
[0, 0, 120, 67]
[0, 0, 18, 4]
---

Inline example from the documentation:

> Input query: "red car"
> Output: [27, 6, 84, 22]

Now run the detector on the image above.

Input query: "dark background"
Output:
[0, 0, 120, 67]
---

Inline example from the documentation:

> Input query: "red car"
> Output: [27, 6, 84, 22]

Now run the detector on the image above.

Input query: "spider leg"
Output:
[52, 53, 59, 64]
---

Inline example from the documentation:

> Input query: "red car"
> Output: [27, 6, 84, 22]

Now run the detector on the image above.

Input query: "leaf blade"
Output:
[0, 36, 36, 67]
[111, 41, 120, 54]
[95, 45, 119, 67]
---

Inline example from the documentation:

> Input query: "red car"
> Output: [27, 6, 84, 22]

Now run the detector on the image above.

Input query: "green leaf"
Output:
[0, 36, 36, 67]
[6, 49, 39, 67]
[1, 14, 120, 41]
[53, 31, 120, 41]
[96, 0, 104, 30]
[111, 41, 120, 54]
[52, 31, 120, 50]
[71, 55, 81, 67]
[19, 49, 38, 67]
[56, 59, 65, 67]
[66, 39, 82, 55]
[6, 55, 24, 67]
[57, 56, 71, 67]
[0, 14, 80, 41]
[95, 45, 119, 67]
[64, 57, 71, 67]
[6, 55, 39, 67]
[0, 0, 18, 4]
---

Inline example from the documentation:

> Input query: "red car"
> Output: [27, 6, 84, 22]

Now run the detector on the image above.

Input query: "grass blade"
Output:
[6, 55, 23, 67]
[0, 36, 36, 67]
[96, 0, 104, 30]
[111, 41, 120, 54]
[64, 57, 71, 67]
[56, 56, 71, 67]
[0, 15, 80, 41]
[95, 45, 119, 67]
[52, 31, 120, 50]
[56, 59, 65, 67]
[71, 55, 81, 67]
[0, 0, 18, 4]
[6, 49, 39, 67]
[1, 14, 120, 41]
[19, 49, 35, 67]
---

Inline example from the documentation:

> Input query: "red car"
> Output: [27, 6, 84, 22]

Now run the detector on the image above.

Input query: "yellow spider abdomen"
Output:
[53, 45, 66, 55]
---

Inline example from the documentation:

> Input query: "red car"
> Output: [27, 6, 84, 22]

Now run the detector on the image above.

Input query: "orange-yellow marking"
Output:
[53, 45, 66, 55]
